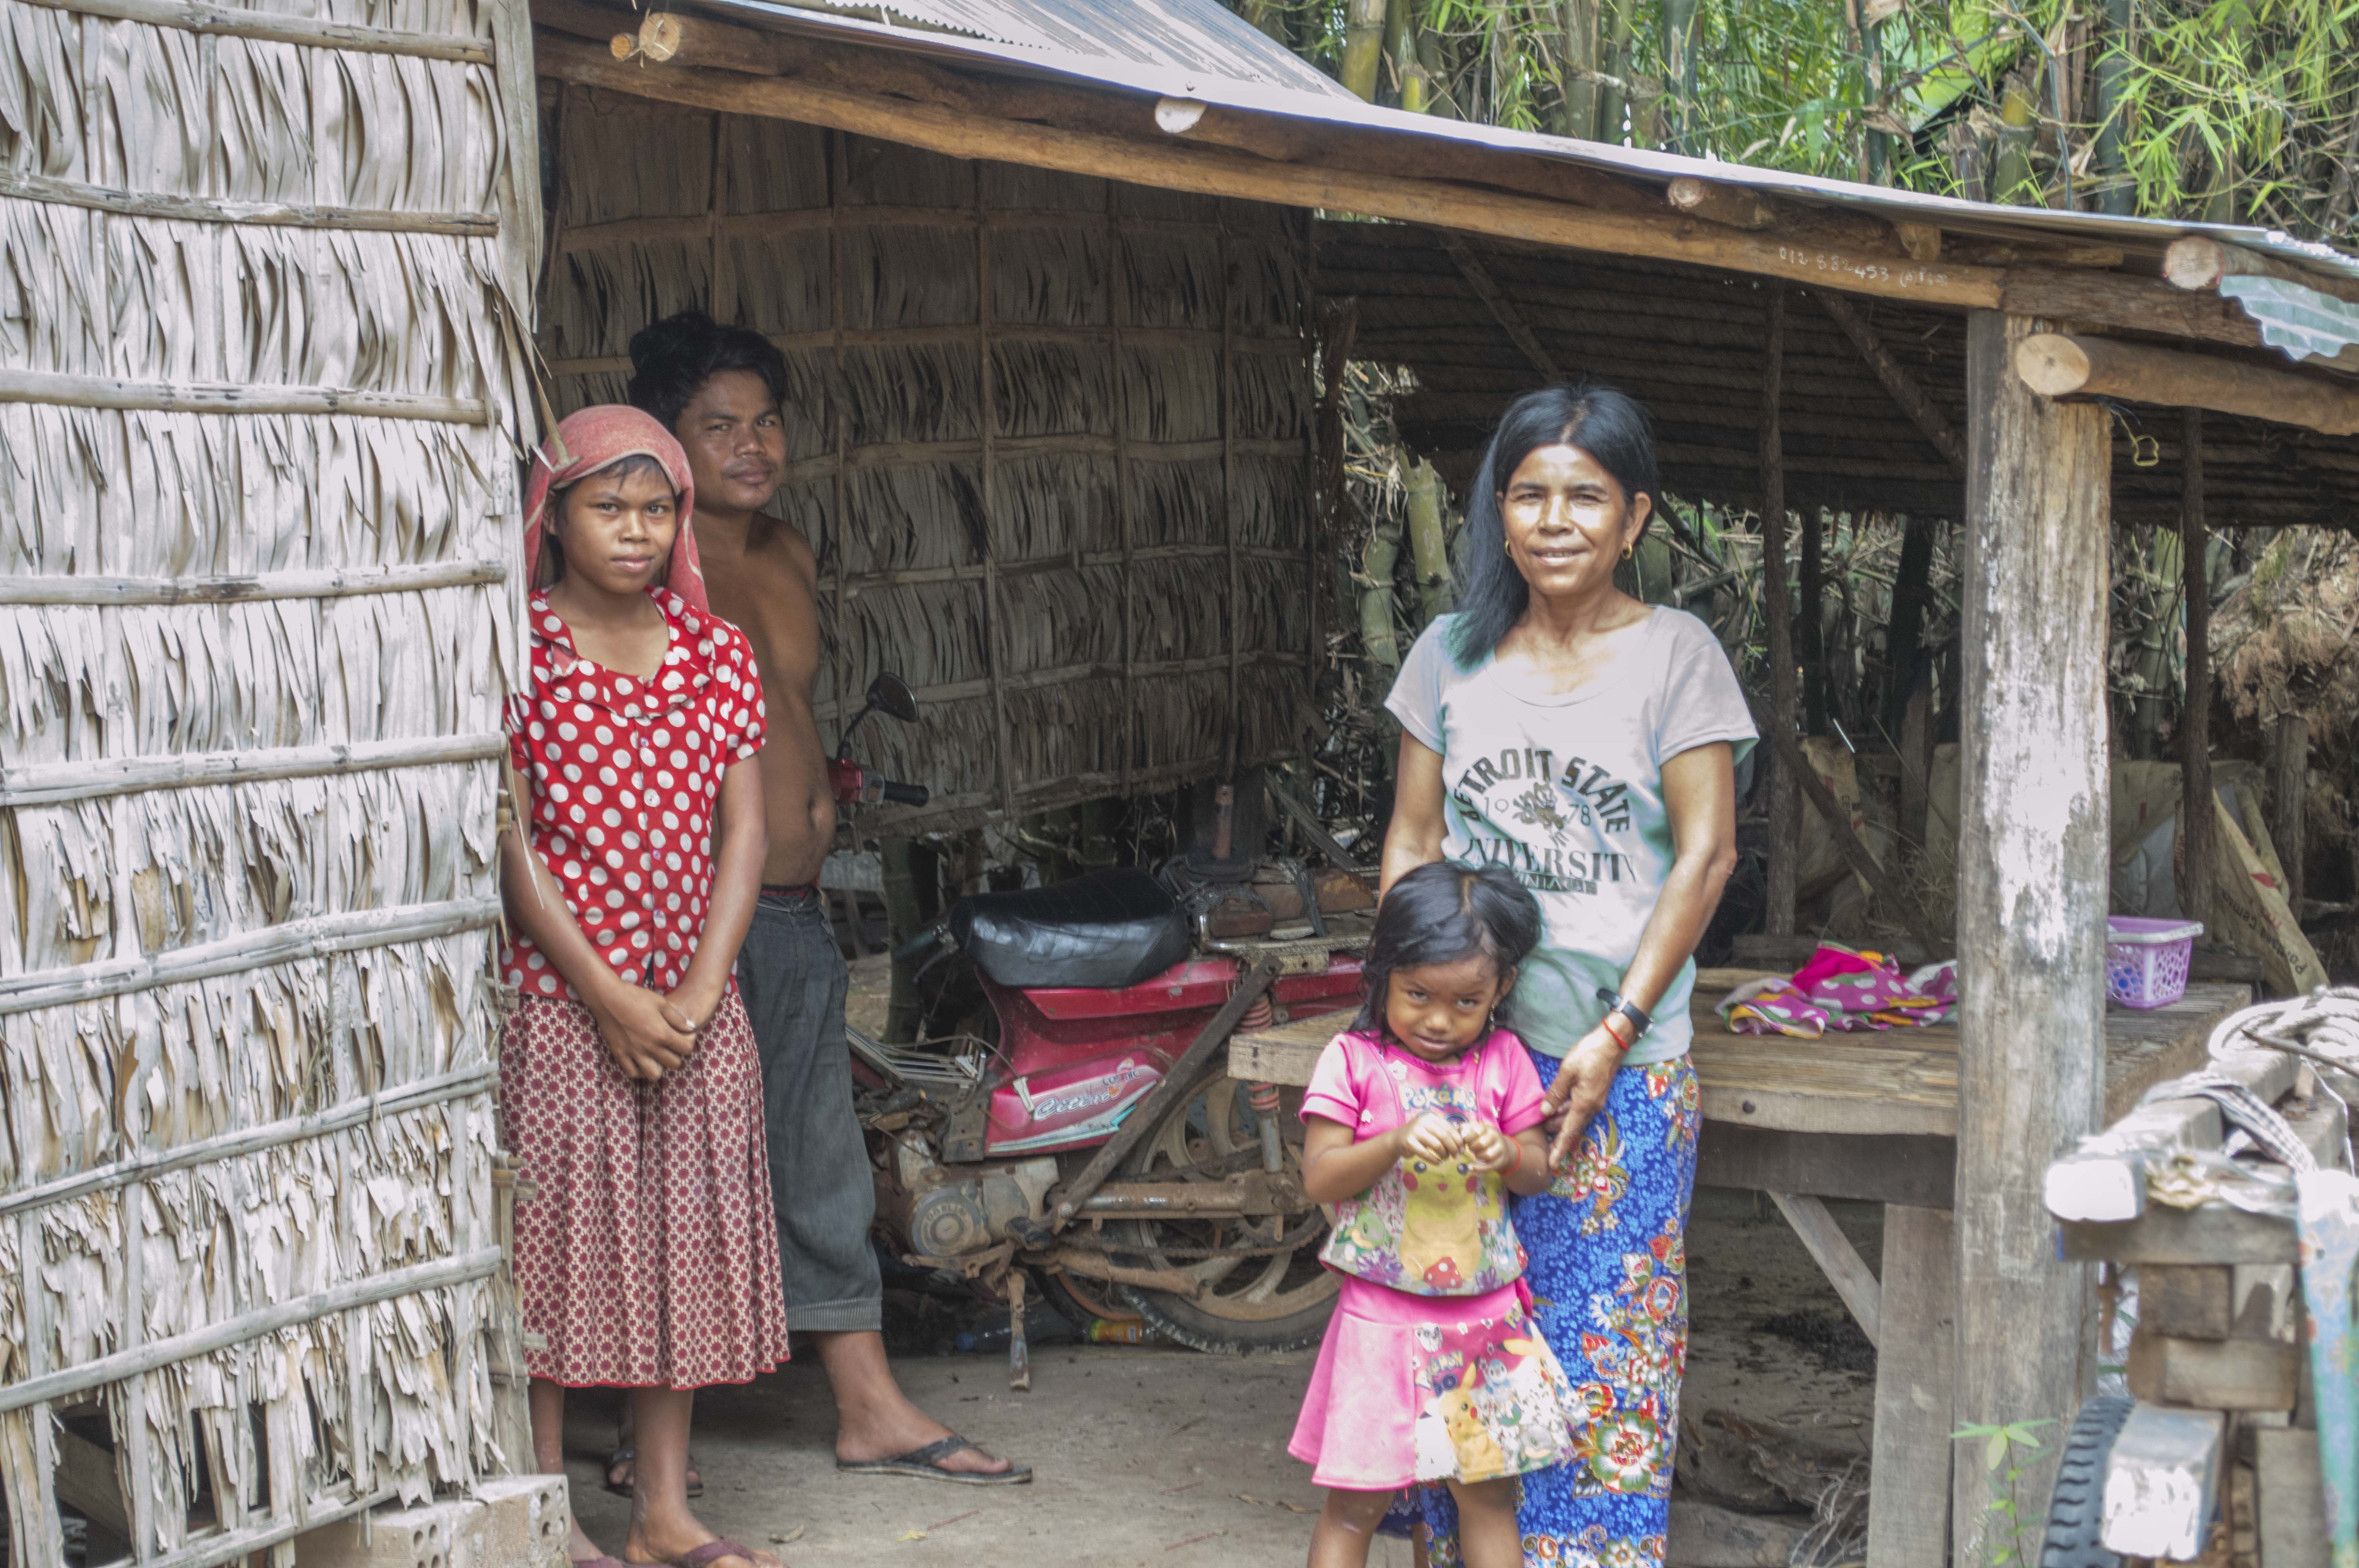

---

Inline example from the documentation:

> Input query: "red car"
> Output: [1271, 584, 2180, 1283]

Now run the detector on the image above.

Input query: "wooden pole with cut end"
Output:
[1953, 310, 2113, 1561]
[2014, 332, 2359, 437]
[2272, 713, 2308, 912]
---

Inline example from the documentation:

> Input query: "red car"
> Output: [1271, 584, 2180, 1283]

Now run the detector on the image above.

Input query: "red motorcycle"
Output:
[833, 692, 1368, 1352]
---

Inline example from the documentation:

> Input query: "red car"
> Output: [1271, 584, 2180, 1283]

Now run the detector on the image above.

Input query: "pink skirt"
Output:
[499, 991, 790, 1388]
[1289, 1277, 1583, 1491]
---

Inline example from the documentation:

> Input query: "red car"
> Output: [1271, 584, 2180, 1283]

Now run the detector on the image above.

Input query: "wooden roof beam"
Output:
[1436, 233, 1562, 382]
[533, 27, 2328, 352]
[2164, 236, 2359, 308]
[2016, 334, 2359, 437]
[1810, 290, 1968, 475]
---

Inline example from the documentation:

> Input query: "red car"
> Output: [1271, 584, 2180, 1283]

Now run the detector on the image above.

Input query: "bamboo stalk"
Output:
[0, 1066, 498, 1217]
[0, 1250, 505, 1415]
[1359, 506, 1405, 680]
[1403, 457, 1454, 624]
[0, 733, 505, 807]
[0, 367, 489, 425]
[0, 168, 496, 234]
[19, 0, 493, 61]
[0, 559, 503, 606]
[0, 897, 501, 1016]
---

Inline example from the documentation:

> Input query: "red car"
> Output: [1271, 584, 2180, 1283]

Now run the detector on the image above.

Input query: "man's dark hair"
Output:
[1451, 381, 1660, 666]
[626, 311, 789, 432]
[1352, 860, 1543, 1036]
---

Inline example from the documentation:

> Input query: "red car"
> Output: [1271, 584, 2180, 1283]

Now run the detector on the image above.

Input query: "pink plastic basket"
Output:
[2105, 917, 2203, 1009]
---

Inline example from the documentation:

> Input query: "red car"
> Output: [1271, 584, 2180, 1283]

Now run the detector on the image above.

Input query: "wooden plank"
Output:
[1235, 984, 2246, 1143]
[2125, 1329, 2301, 1410]
[1766, 1192, 1881, 1345]
[1952, 309, 2115, 1561]
[1437, 233, 1561, 381]
[2061, 1205, 2299, 1266]
[1865, 1205, 1956, 1568]
[2139, 1266, 2234, 1339]
[1697, 1125, 1953, 1208]
[2254, 1427, 2332, 1568]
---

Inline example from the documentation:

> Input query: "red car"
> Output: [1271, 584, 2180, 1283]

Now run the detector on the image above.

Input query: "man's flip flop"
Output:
[604, 1446, 705, 1499]
[836, 1434, 1033, 1485]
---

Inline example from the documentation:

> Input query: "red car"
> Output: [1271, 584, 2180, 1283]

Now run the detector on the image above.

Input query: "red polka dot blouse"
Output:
[502, 588, 768, 1002]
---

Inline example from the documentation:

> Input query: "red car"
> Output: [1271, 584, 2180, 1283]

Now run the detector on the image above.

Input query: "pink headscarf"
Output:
[522, 405, 707, 616]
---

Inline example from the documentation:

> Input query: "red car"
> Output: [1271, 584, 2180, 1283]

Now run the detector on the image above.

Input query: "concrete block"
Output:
[471, 1474, 571, 1568]
[294, 1475, 570, 1568]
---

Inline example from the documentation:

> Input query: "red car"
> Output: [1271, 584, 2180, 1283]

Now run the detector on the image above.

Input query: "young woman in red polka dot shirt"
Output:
[498, 405, 787, 1568]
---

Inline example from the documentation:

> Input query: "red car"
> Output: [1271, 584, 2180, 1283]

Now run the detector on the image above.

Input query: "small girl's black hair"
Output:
[1353, 860, 1545, 1036]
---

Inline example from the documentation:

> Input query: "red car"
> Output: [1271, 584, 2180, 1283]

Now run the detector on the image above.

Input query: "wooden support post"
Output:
[1760, 283, 1798, 936]
[2181, 410, 2214, 927]
[1866, 1205, 1956, 1568]
[1799, 507, 1826, 734]
[2272, 712, 2308, 912]
[1954, 312, 2112, 1561]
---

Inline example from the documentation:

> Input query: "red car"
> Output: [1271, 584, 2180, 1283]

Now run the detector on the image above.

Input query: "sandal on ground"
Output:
[603, 1446, 705, 1498]
[835, 1434, 1033, 1485]
[632, 1540, 765, 1568]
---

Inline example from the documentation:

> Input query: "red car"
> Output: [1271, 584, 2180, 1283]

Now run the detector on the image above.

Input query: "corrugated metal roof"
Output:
[680, 0, 2359, 289]
[724, 0, 1352, 97]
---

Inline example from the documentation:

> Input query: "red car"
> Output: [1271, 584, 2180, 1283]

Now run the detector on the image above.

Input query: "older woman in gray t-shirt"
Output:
[1379, 383, 1754, 1563]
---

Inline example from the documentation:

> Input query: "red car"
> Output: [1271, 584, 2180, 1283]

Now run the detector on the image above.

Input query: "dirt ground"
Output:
[559, 1182, 1881, 1568]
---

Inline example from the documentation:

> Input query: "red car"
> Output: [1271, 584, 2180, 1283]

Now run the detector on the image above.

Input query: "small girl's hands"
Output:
[1396, 1113, 1464, 1163]
[1459, 1122, 1518, 1173]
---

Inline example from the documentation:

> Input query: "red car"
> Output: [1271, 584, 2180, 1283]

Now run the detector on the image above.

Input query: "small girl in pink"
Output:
[1293, 860, 1583, 1568]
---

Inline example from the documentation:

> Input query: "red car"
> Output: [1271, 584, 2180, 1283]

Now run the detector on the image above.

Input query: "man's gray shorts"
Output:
[736, 887, 881, 1333]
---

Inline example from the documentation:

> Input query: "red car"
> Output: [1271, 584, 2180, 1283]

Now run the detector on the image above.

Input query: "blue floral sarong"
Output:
[1414, 1050, 1699, 1566]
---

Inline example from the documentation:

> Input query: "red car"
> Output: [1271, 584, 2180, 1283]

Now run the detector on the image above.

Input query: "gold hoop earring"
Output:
[1622, 543, 1635, 560]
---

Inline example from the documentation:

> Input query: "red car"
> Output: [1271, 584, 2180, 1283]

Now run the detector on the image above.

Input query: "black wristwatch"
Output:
[1596, 988, 1654, 1045]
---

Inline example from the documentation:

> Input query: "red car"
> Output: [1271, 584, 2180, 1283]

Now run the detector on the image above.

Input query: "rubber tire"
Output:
[1116, 1277, 1335, 1356]
[2038, 1394, 2134, 1568]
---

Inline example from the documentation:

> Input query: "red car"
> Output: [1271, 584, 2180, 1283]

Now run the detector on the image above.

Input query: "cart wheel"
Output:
[2038, 1394, 2133, 1568]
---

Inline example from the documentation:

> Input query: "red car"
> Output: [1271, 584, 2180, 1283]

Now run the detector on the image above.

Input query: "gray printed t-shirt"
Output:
[1385, 608, 1757, 1064]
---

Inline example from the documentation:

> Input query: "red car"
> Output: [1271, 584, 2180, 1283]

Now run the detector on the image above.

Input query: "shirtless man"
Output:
[622, 312, 1026, 1486]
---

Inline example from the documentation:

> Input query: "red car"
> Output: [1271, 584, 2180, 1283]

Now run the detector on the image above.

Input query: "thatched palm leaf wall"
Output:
[542, 95, 1320, 830]
[0, 0, 535, 1557]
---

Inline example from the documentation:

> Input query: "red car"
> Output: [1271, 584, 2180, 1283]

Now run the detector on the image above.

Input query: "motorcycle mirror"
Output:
[867, 672, 920, 723]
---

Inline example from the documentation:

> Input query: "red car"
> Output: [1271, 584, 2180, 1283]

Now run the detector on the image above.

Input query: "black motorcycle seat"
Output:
[948, 868, 1191, 991]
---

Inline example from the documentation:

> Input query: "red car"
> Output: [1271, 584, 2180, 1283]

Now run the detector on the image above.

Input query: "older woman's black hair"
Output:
[1450, 382, 1660, 666]
[627, 310, 789, 432]
[1353, 860, 1545, 1037]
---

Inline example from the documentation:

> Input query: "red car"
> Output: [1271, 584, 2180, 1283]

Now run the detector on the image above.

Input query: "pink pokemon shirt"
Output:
[1301, 1028, 1550, 1296]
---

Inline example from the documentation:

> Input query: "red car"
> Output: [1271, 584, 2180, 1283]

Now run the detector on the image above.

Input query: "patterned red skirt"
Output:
[499, 991, 789, 1388]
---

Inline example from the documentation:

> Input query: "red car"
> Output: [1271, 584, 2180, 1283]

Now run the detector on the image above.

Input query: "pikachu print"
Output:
[1400, 1152, 1498, 1294]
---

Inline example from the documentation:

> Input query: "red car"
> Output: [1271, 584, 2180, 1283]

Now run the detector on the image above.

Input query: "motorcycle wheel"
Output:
[1109, 1064, 1339, 1354]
